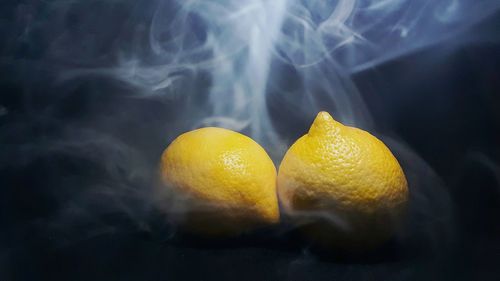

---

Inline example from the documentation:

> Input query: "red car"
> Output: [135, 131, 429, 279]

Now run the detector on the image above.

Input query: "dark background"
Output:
[1, 1, 499, 281]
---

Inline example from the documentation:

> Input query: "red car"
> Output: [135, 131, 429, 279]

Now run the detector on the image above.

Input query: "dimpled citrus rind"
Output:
[277, 112, 408, 250]
[160, 127, 279, 236]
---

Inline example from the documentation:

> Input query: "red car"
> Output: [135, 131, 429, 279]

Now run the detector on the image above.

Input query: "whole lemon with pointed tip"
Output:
[159, 127, 279, 236]
[278, 112, 408, 250]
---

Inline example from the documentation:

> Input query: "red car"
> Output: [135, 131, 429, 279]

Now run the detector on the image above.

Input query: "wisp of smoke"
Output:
[116, 0, 498, 139]
[58, 0, 500, 154]
[3, 0, 500, 261]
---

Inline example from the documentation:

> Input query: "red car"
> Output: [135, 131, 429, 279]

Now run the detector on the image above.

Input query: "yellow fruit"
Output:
[277, 112, 408, 250]
[159, 127, 279, 236]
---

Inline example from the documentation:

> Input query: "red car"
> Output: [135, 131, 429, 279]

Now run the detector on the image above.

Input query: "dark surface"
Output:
[1, 2, 500, 281]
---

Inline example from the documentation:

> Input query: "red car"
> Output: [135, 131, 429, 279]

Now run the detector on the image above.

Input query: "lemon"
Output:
[277, 112, 408, 250]
[159, 127, 279, 236]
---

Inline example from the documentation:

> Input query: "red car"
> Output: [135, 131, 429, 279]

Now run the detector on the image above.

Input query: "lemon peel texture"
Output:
[277, 112, 408, 250]
[160, 127, 279, 236]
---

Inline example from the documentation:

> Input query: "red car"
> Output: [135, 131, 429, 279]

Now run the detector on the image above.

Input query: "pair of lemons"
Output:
[159, 112, 408, 250]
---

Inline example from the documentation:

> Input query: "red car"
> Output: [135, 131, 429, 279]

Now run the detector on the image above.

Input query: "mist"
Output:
[1, 0, 500, 280]
[53, 0, 499, 149]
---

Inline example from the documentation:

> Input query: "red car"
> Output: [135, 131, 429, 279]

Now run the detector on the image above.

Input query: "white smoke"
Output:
[12, 0, 497, 254]
[57, 0, 499, 159]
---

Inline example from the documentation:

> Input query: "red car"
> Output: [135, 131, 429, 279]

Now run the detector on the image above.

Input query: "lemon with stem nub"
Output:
[159, 127, 279, 236]
[277, 112, 408, 250]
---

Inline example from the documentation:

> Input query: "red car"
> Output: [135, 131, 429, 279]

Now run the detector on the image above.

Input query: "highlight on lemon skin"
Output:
[277, 111, 409, 251]
[158, 127, 279, 237]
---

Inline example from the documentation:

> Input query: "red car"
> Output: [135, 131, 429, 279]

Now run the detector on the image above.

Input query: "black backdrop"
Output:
[1, 1, 499, 281]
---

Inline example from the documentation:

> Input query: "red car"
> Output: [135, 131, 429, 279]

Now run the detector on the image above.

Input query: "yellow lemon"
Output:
[159, 127, 279, 236]
[277, 112, 408, 250]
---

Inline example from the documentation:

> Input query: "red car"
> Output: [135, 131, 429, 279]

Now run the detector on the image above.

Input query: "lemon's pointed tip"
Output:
[308, 111, 340, 136]
[316, 111, 335, 122]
